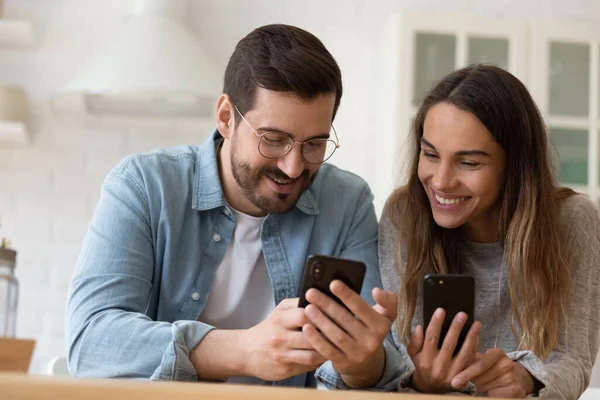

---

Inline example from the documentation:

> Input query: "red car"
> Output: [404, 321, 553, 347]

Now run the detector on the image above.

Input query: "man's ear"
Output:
[216, 94, 235, 139]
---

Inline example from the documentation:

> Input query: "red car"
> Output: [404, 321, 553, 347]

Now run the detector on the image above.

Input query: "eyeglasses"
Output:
[234, 106, 340, 164]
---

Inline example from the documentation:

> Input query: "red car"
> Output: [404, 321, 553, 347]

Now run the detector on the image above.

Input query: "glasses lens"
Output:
[303, 139, 337, 164]
[258, 132, 294, 158]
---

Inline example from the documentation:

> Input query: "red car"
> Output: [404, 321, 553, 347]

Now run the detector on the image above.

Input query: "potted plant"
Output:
[0, 216, 11, 250]
[0, 215, 16, 268]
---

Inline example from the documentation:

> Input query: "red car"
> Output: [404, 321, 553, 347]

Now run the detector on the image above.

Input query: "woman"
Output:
[379, 64, 600, 398]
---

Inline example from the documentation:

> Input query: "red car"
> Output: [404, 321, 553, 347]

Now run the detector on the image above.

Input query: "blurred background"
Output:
[0, 0, 599, 389]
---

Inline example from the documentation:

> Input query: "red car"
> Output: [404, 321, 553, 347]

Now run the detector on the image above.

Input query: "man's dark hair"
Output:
[223, 24, 343, 124]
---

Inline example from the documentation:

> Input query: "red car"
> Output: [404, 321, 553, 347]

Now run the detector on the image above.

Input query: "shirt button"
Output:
[223, 208, 231, 216]
[213, 233, 221, 242]
[191, 292, 200, 301]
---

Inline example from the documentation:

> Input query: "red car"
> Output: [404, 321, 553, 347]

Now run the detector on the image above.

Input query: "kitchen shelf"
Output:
[0, 18, 34, 49]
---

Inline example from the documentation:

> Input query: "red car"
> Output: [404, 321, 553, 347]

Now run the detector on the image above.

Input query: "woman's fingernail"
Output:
[452, 378, 462, 388]
[456, 312, 466, 323]
[434, 308, 444, 318]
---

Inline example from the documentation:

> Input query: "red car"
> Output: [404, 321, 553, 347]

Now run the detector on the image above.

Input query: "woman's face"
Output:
[418, 103, 507, 242]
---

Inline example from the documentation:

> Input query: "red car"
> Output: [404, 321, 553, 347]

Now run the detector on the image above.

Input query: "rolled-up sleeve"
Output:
[66, 160, 213, 380]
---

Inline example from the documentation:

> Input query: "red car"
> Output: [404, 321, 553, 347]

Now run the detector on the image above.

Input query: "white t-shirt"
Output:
[198, 207, 275, 384]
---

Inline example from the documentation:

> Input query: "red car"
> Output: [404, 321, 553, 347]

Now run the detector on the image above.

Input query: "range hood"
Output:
[51, 0, 220, 120]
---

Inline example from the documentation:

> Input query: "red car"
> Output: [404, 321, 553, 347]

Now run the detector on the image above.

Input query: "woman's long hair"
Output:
[388, 64, 573, 359]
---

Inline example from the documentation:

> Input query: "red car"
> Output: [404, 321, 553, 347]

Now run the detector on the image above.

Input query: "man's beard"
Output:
[230, 142, 316, 214]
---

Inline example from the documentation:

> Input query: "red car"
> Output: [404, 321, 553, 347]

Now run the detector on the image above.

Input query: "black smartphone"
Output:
[298, 255, 366, 311]
[422, 274, 475, 356]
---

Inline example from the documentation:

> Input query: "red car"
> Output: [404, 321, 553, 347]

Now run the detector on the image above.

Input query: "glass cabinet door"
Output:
[549, 42, 590, 118]
[408, 15, 526, 115]
[412, 33, 515, 108]
[530, 22, 600, 203]
[549, 127, 589, 185]
[547, 41, 591, 190]
[467, 37, 510, 70]
[413, 33, 456, 106]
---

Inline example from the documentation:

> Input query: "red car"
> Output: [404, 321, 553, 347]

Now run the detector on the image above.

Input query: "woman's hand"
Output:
[451, 348, 535, 398]
[407, 308, 481, 393]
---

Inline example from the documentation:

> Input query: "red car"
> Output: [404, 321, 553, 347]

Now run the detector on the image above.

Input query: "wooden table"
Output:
[0, 373, 451, 400]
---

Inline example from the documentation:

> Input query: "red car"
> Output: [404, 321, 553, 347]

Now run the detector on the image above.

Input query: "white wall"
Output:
[1, 0, 600, 385]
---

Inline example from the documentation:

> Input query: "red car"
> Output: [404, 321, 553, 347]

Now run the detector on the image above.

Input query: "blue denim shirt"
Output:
[66, 130, 408, 388]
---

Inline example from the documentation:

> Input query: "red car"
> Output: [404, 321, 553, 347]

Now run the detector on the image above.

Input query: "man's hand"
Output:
[191, 298, 324, 382]
[302, 281, 398, 388]
[407, 308, 481, 393]
[451, 348, 534, 398]
[243, 298, 326, 381]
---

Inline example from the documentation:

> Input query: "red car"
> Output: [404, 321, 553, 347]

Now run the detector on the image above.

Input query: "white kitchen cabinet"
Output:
[529, 21, 600, 204]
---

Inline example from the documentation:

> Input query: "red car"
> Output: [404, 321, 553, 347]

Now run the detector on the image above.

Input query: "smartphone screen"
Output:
[422, 274, 475, 356]
[297, 255, 366, 310]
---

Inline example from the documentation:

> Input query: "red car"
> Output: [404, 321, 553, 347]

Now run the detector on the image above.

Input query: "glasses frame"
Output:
[234, 105, 340, 164]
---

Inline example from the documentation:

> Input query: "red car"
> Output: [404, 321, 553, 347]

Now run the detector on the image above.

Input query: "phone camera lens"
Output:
[427, 279, 436, 287]
[312, 263, 323, 281]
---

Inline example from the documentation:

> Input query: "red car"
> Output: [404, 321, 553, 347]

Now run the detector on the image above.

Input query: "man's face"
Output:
[226, 88, 336, 214]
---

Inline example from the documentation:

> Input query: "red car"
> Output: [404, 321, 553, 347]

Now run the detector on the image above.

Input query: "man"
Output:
[66, 24, 406, 389]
